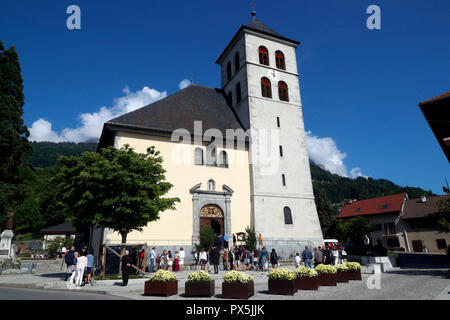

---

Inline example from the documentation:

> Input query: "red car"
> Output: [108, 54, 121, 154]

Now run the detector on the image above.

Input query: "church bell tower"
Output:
[216, 11, 323, 251]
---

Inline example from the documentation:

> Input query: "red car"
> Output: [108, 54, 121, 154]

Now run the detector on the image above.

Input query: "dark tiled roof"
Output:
[419, 91, 450, 105]
[337, 193, 406, 219]
[247, 19, 281, 37]
[106, 84, 244, 135]
[403, 196, 444, 219]
[40, 222, 77, 235]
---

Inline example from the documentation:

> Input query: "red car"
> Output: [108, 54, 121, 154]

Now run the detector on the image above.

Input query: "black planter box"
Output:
[222, 281, 254, 299]
[348, 269, 362, 280]
[268, 279, 296, 295]
[185, 280, 215, 297]
[295, 277, 319, 290]
[336, 271, 350, 283]
[318, 273, 337, 286]
[144, 280, 178, 296]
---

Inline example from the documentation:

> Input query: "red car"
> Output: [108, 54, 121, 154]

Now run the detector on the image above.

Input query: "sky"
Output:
[1, 0, 449, 194]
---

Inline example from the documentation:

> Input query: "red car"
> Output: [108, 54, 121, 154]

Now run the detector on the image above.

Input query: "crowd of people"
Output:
[63, 245, 95, 287]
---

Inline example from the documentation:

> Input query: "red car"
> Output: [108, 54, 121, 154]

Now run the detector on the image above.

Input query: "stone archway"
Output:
[200, 204, 224, 236]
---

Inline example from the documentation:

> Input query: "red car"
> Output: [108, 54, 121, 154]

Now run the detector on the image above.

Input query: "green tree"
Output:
[436, 195, 450, 233]
[315, 189, 337, 237]
[335, 216, 373, 245]
[53, 145, 180, 245]
[245, 226, 257, 251]
[0, 40, 32, 227]
[199, 225, 215, 251]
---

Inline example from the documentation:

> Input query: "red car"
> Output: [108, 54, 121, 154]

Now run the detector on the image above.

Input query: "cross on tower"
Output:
[251, 2, 256, 19]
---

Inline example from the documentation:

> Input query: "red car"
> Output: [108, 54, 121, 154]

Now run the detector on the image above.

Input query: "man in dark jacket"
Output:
[121, 250, 133, 286]
[314, 246, 324, 267]
[210, 246, 220, 274]
[64, 245, 76, 281]
[301, 245, 313, 268]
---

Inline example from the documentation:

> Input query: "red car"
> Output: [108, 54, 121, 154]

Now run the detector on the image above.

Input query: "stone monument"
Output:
[0, 212, 14, 260]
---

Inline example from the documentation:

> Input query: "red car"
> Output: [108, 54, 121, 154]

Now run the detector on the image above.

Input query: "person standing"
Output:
[64, 245, 76, 281]
[261, 246, 269, 271]
[86, 249, 95, 285]
[302, 245, 313, 268]
[199, 248, 207, 271]
[121, 250, 133, 287]
[323, 246, 332, 265]
[211, 246, 220, 274]
[223, 248, 229, 270]
[314, 246, 324, 268]
[295, 253, 301, 268]
[179, 247, 185, 271]
[150, 247, 157, 272]
[270, 249, 278, 269]
[194, 249, 199, 268]
[258, 233, 263, 247]
[167, 251, 173, 271]
[233, 247, 240, 270]
[332, 246, 339, 265]
[341, 248, 348, 263]
[75, 252, 87, 286]
[68, 252, 79, 285]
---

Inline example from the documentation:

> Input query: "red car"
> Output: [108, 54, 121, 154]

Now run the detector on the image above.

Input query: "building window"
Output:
[279, 145, 283, 157]
[436, 239, 447, 249]
[194, 148, 203, 165]
[227, 92, 232, 106]
[207, 179, 216, 191]
[386, 238, 400, 248]
[284, 206, 293, 224]
[282, 174, 286, 186]
[234, 51, 240, 72]
[278, 81, 289, 102]
[227, 62, 232, 81]
[261, 77, 272, 98]
[275, 50, 285, 70]
[380, 204, 390, 209]
[384, 223, 396, 235]
[206, 146, 217, 166]
[236, 82, 241, 103]
[276, 117, 280, 127]
[218, 151, 228, 168]
[258, 46, 269, 65]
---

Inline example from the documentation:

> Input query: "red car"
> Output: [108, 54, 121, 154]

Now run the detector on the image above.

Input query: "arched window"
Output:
[234, 52, 240, 72]
[236, 82, 241, 103]
[258, 46, 269, 65]
[227, 91, 233, 106]
[218, 151, 228, 168]
[194, 148, 203, 165]
[227, 62, 232, 81]
[278, 81, 289, 102]
[206, 146, 217, 166]
[261, 77, 272, 98]
[208, 179, 216, 191]
[284, 206, 293, 224]
[275, 50, 285, 70]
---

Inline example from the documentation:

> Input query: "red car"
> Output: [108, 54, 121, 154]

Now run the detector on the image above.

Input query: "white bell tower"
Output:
[216, 12, 323, 253]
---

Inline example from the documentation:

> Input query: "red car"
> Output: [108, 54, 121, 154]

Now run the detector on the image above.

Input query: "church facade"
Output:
[98, 14, 323, 258]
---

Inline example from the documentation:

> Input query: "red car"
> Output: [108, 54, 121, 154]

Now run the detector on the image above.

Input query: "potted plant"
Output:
[335, 264, 350, 283]
[345, 262, 362, 280]
[144, 270, 178, 296]
[314, 264, 337, 286]
[294, 266, 319, 290]
[222, 270, 254, 299]
[185, 270, 215, 297]
[268, 268, 296, 295]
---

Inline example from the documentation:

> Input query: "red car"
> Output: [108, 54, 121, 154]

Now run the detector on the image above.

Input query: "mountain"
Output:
[28, 142, 434, 202]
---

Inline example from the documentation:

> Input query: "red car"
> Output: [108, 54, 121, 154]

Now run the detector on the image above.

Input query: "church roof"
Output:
[246, 18, 281, 37]
[98, 84, 245, 148]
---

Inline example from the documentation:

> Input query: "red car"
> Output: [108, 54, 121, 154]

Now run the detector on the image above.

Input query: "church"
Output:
[97, 12, 324, 258]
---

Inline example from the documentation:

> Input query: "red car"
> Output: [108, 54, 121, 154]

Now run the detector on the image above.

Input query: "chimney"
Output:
[421, 195, 427, 203]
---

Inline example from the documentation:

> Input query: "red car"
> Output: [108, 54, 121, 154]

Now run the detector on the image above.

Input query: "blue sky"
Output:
[1, 0, 449, 194]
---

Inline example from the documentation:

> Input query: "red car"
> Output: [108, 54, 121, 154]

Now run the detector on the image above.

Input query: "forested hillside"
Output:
[29, 142, 97, 168]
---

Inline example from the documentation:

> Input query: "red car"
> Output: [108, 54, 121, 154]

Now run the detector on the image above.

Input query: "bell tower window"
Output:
[278, 81, 289, 102]
[258, 46, 269, 65]
[275, 51, 286, 70]
[261, 77, 272, 98]
[234, 52, 240, 72]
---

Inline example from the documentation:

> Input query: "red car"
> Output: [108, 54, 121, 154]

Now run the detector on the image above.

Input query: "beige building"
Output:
[97, 13, 324, 258]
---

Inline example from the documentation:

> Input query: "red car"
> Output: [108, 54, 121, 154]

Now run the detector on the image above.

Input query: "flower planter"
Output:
[222, 281, 254, 299]
[336, 271, 349, 283]
[318, 273, 337, 286]
[268, 279, 296, 295]
[295, 277, 319, 290]
[348, 270, 362, 280]
[144, 280, 178, 296]
[185, 280, 215, 297]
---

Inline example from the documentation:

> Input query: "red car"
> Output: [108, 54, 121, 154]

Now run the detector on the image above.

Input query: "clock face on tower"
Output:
[268, 69, 281, 82]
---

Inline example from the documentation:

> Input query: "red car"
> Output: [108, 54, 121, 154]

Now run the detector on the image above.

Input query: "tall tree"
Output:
[315, 189, 337, 237]
[53, 145, 180, 245]
[0, 40, 32, 227]
[436, 195, 450, 233]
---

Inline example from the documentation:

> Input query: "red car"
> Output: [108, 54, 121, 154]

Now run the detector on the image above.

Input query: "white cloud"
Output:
[29, 86, 167, 143]
[305, 131, 366, 179]
[178, 79, 191, 90]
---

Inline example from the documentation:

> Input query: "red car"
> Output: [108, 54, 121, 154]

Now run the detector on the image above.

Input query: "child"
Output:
[295, 253, 301, 268]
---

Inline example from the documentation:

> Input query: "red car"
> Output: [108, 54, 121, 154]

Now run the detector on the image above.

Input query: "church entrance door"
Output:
[200, 205, 224, 236]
